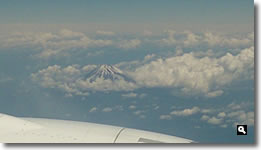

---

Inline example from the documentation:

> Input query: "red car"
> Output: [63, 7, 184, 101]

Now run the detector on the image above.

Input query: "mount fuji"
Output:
[85, 64, 135, 83]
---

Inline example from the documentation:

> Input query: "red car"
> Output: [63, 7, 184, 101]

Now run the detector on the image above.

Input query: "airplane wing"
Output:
[0, 113, 194, 143]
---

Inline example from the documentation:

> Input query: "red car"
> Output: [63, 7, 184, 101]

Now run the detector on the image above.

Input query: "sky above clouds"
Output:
[0, 0, 254, 143]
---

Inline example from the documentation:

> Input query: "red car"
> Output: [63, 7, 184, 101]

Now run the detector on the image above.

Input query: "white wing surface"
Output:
[0, 113, 194, 143]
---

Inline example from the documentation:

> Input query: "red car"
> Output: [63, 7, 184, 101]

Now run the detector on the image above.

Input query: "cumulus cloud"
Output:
[31, 64, 137, 96]
[160, 115, 172, 120]
[0, 29, 142, 58]
[32, 45, 253, 98]
[0, 30, 253, 60]
[1, 29, 114, 58]
[203, 32, 254, 48]
[128, 105, 136, 110]
[128, 46, 254, 97]
[201, 109, 214, 114]
[227, 111, 254, 127]
[160, 30, 253, 49]
[133, 110, 146, 119]
[201, 115, 210, 121]
[207, 117, 223, 125]
[89, 107, 98, 113]
[217, 112, 226, 118]
[138, 93, 147, 99]
[154, 106, 160, 110]
[161, 101, 253, 127]
[115, 54, 157, 71]
[200, 102, 254, 127]
[201, 115, 223, 125]
[121, 92, 147, 99]
[122, 93, 137, 98]
[139, 115, 146, 119]
[59, 29, 85, 39]
[183, 31, 201, 47]
[133, 110, 145, 115]
[102, 107, 113, 112]
[170, 107, 200, 116]
[76, 77, 136, 92]
[227, 102, 252, 111]
[205, 90, 224, 98]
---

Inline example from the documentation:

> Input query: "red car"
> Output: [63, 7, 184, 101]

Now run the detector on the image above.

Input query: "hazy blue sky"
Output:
[0, 0, 254, 143]
[0, 0, 254, 33]
[0, 0, 253, 24]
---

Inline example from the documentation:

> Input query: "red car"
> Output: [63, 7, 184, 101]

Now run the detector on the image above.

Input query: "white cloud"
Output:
[160, 30, 253, 49]
[207, 117, 223, 125]
[200, 115, 210, 121]
[59, 29, 85, 39]
[31, 65, 89, 96]
[161, 30, 176, 45]
[121, 92, 147, 99]
[32, 64, 137, 95]
[96, 30, 115, 36]
[217, 112, 226, 118]
[139, 115, 146, 119]
[139, 93, 147, 99]
[115, 54, 157, 71]
[122, 93, 137, 98]
[227, 102, 252, 111]
[76, 78, 136, 92]
[228, 103, 241, 110]
[228, 111, 254, 127]
[0, 30, 253, 60]
[183, 31, 201, 47]
[129, 46, 254, 97]
[205, 90, 224, 98]
[170, 107, 200, 116]
[154, 106, 160, 110]
[144, 54, 156, 61]
[201, 109, 214, 114]
[1, 29, 146, 58]
[32, 45, 253, 98]
[132, 110, 146, 119]
[89, 107, 97, 113]
[160, 115, 172, 120]
[129, 105, 136, 110]
[200, 102, 254, 127]
[102, 107, 113, 112]
[133, 110, 145, 115]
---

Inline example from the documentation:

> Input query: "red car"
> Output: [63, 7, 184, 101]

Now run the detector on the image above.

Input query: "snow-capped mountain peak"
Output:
[85, 64, 134, 83]
[96, 64, 123, 76]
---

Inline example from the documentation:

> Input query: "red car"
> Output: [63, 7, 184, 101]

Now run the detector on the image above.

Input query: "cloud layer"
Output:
[0, 29, 141, 58]
[129, 46, 254, 97]
[31, 45, 253, 98]
[160, 101, 254, 128]
[160, 30, 254, 49]
[0, 29, 253, 59]
[31, 64, 137, 96]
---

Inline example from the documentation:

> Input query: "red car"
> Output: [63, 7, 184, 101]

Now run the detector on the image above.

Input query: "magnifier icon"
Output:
[238, 126, 246, 134]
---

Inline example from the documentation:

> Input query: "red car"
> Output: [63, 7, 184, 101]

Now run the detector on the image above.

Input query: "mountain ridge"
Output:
[85, 64, 135, 83]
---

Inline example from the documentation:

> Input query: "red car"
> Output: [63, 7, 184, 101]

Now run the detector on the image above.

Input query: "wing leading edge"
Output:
[0, 113, 194, 143]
